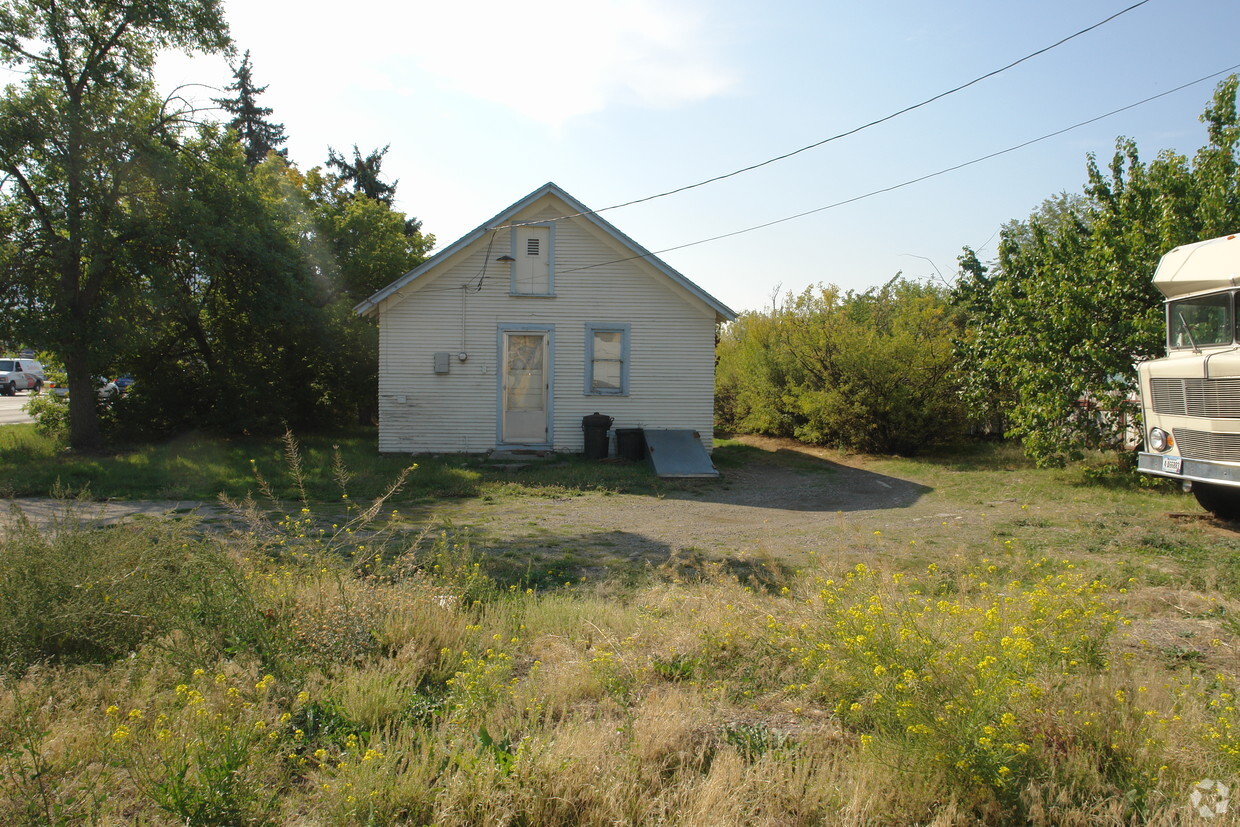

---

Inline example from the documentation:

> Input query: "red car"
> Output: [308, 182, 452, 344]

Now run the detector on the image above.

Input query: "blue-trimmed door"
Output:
[501, 330, 549, 444]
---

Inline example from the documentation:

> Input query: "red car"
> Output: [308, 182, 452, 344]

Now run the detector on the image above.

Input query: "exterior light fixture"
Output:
[496, 254, 515, 262]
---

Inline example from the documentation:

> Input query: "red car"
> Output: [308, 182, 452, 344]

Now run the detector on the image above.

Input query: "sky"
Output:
[154, 0, 1240, 314]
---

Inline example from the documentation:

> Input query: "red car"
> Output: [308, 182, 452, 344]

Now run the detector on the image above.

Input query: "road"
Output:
[0, 391, 37, 426]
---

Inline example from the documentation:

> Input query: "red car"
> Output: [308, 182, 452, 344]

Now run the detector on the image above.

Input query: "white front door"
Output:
[501, 331, 549, 444]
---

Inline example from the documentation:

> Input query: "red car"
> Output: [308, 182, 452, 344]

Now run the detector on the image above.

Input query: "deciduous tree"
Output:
[955, 76, 1240, 466]
[0, 0, 230, 449]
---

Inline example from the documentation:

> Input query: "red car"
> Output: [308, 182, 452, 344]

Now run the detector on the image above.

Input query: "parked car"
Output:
[48, 376, 119, 400]
[114, 374, 135, 392]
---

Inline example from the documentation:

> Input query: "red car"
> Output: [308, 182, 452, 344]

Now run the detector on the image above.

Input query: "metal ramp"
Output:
[643, 430, 719, 478]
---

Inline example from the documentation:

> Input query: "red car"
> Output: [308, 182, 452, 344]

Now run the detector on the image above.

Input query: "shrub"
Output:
[716, 279, 968, 454]
[22, 392, 69, 441]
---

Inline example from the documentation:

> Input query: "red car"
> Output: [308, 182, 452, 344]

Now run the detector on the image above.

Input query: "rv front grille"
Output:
[1150, 377, 1240, 418]
[1172, 428, 1240, 463]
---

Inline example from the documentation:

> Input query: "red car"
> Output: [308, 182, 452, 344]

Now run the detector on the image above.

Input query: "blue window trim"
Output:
[496, 323, 555, 448]
[584, 322, 630, 396]
[509, 223, 555, 296]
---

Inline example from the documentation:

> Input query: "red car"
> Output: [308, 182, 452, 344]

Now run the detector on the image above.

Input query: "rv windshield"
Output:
[1168, 291, 1233, 349]
[0, 360, 14, 372]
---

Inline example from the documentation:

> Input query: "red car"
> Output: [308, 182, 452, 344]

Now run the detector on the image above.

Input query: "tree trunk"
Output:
[64, 344, 102, 451]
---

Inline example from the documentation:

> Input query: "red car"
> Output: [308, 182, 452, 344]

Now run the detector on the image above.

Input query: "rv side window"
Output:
[1168, 292, 1233, 349]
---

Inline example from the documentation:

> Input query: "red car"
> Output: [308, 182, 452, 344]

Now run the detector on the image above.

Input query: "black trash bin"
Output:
[582, 412, 613, 459]
[615, 428, 645, 461]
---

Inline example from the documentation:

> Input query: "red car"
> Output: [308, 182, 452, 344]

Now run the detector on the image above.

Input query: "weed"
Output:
[0, 494, 206, 673]
[721, 722, 793, 761]
[0, 677, 106, 825]
[106, 669, 285, 825]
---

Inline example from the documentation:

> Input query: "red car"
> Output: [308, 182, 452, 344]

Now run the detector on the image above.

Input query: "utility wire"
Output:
[554, 62, 1240, 276]
[492, 0, 1153, 231]
[469, 229, 499, 291]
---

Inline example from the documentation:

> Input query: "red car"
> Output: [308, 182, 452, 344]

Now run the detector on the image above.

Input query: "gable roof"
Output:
[354, 182, 737, 321]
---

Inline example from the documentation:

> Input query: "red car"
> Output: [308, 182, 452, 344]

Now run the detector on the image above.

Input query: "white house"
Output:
[354, 182, 737, 455]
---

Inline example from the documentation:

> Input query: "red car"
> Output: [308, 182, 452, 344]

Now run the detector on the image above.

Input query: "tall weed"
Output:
[105, 668, 287, 825]
[0, 674, 108, 826]
[0, 496, 201, 673]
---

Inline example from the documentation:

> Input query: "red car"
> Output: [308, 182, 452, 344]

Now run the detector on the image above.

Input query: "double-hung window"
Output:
[585, 323, 629, 395]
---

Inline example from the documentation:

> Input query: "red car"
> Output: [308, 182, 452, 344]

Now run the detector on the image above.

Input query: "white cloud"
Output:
[157, 0, 735, 141]
[405, 0, 736, 126]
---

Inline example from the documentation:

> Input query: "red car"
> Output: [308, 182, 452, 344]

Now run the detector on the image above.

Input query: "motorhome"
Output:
[1137, 233, 1240, 518]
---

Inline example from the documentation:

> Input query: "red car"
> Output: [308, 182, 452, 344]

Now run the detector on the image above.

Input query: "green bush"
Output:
[716, 278, 968, 454]
[23, 392, 69, 441]
[23, 377, 120, 443]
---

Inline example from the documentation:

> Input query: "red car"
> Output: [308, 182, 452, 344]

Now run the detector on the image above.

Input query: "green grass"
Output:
[711, 438, 839, 473]
[0, 425, 665, 502]
[7, 425, 1238, 600]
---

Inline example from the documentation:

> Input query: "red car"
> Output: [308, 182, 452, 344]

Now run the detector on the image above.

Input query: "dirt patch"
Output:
[4, 436, 1237, 664]
[435, 436, 934, 575]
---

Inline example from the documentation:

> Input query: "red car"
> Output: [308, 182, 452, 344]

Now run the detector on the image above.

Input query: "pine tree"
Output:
[214, 50, 288, 167]
[326, 144, 398, 205]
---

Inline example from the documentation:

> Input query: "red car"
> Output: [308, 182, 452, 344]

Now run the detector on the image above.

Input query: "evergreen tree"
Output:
[327, 144, 398, 205]
[325, 143, 426, 240]
[215, 49, 287, 167]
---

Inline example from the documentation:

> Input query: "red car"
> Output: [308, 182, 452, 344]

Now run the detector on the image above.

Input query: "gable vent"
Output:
[526, 238, 541, 256]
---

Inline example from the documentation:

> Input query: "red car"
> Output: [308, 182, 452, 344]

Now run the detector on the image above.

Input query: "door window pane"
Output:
[506, 335, 544, 411]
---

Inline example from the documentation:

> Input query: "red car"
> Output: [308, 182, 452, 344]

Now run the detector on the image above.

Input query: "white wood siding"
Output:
[377, 195, 719, 454]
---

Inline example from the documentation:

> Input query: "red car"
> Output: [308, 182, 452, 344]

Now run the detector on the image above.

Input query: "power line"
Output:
[555, 62, 1240, 276]
[493, 0, 1153, 231]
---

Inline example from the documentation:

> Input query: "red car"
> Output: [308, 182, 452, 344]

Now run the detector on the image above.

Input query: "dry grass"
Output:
[2, 441, 1238, 825]
[2, 536, 1235, 825]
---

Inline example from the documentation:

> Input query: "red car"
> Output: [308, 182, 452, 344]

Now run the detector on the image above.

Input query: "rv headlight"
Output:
[1148, 427, 1170, 452]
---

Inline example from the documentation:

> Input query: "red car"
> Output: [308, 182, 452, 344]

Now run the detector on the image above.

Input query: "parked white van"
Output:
[0, 357, 45, 395]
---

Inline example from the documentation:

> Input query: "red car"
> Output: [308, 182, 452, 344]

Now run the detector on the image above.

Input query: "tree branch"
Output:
[0, 158, 60, 243]
[72, 5, 136, 100]
[0, 36, 60, 70]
